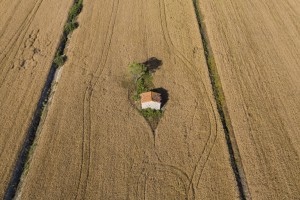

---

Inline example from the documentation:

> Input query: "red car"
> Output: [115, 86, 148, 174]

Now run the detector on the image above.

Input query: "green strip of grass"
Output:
[192, 0, 225, 114]
[54, 0, 83, 67]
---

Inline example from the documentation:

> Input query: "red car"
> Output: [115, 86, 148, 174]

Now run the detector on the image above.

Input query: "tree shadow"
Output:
[151, 87, 169, 108]
[143, 57, 163, 73]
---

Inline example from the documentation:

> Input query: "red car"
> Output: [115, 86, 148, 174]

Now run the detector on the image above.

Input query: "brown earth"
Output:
[0, 0, 72, 198]
[200, 0, 300, 199]
[18, 0, 239, 199]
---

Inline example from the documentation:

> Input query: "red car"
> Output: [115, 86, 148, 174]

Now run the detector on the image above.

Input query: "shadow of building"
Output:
[151, 87, 169, 108]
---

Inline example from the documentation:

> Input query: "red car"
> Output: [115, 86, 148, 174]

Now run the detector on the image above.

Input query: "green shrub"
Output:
[133, 94, 140, 101]
[136, 78, 148, 95]
[128, 62, 154, 98]
[68, 0, 83, 22]
[53, 54, 65, 66]
[128, 62, 147, 78]
[64, 22, 77, 34]
[142, 72, 153, 88]
[52, 0, 82, 68]
[140, 108, 162, 119]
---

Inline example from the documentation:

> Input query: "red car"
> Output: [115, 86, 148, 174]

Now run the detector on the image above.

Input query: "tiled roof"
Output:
[140, 91, 161, 103]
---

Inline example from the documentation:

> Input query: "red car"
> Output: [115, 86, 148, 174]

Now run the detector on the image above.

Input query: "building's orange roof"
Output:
[140, 91, 161, 103]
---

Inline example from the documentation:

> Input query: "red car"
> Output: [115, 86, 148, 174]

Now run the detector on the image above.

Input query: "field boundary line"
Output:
[158, 0, 220, 194]
[192, 0, 252, 199]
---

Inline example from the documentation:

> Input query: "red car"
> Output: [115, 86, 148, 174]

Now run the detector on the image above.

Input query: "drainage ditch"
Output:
[192, 0, 251, 199]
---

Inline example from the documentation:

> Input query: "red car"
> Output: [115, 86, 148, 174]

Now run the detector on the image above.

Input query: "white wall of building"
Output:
[141, 101, 161, 110]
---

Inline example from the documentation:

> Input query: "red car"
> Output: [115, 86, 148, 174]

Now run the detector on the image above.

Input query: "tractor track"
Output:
[0, 0, 44, 88]
[159, 0, 219, 193]
[75, 1, 120, 199]
[0, 0, 23, 38]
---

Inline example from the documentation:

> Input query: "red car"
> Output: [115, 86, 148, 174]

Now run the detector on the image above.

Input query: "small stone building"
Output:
[140, 91, 161, 110]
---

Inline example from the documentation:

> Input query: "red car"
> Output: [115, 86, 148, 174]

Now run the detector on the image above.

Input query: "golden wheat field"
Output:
[0, 0, 299, 199]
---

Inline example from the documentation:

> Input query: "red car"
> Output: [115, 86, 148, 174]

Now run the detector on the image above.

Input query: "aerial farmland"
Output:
[0, 0, 299, 199]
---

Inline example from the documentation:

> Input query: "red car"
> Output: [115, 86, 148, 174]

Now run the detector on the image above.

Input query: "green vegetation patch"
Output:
[128, 62, 163, 130]
[128, 62, 154, 100]
[53, 0, 83, 68]
[140, 108, 162, 119]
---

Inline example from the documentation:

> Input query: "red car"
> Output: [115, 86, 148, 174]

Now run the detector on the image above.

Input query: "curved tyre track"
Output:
[128, 163, 195, 200]
[127, 1, 220, 197]
[158, 0, 219, 191]
[0, 0, 44, 60]
[75, 1, 120, 199]
[0, 0, 44, 88]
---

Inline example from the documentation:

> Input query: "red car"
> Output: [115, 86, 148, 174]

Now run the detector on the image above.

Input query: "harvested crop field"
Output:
[199, 0, 300, 199]
[17, 0, 239, 199]
[0, 0, 73, 198]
